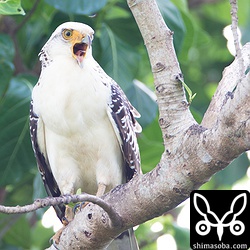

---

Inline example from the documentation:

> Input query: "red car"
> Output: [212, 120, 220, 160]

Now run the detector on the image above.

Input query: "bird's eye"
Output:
[62, 29, 73, 39]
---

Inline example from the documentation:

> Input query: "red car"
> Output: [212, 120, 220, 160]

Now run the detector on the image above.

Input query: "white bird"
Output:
[30, 22, 142, 249]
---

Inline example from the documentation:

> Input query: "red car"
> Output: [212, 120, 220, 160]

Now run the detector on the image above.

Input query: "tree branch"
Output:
[230, 0, 241, 57]
[0, 194, 122, 228]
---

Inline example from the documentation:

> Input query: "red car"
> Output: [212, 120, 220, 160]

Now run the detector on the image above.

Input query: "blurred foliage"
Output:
[0, 0, 249, 249]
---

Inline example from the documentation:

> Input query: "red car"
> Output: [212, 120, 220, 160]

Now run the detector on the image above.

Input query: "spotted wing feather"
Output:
[108, 82, 142, 181]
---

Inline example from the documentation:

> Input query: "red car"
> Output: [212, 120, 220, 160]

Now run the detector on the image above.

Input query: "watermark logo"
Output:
[190, 190, 250, 249]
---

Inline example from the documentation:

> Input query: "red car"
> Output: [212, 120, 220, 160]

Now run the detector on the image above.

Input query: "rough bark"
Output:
[45, 0, 250, 248]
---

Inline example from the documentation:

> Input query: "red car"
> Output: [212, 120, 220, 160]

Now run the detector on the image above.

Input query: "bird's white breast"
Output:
[32, 57, 124, 195]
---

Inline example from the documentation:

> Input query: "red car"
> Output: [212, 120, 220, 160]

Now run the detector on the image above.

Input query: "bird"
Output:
[29, 21, 142, 249]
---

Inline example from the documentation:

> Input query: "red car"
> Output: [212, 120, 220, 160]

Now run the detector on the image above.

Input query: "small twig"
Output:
[229, 0, 244, 77]
[230, 0, 241, 57]
[0, 194, 122, 227]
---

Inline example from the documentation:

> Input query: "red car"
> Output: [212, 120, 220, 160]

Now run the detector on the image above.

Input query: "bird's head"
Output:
[40, 22, 94, 68]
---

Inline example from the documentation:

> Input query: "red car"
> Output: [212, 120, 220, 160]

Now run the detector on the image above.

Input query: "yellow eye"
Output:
[62, 29, 73, 40]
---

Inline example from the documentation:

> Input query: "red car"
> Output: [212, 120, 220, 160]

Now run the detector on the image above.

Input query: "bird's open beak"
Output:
[73, 35, 92, 67]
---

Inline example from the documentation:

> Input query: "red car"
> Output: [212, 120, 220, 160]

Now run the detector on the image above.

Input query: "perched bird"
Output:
[30, 22, 142, 249]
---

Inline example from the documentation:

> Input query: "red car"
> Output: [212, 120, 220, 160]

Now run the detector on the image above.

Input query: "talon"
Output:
[50, 226, 65, 247]
[64, 204, 74, 222]
[49, 204, 74, 246]
[73, 202, 82, 214]
[81, 201, 89, 209]
[73, 201, 88, 214]
[49, 237, 59, 250]
[62, 216, 69, 226]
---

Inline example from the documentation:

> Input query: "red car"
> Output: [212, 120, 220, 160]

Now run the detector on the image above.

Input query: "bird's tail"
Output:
[107, 228, 139, 250]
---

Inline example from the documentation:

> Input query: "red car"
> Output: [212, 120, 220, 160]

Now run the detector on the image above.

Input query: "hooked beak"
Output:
[73, 35, 92, 67]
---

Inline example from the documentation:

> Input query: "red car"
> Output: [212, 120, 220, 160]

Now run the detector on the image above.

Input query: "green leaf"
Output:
[98, 23, 141, 90]
[3, 215, 31, 248]
[0, 61, 14, 96]
[0, 75, 36, 186]
[126, 80, 158, 128]
[173, 223, 190, 250]
[138, 118, 164, 173]
[31, 221, 54, 249]
[0, 34, 15, 59]
[245, 66, 250, 75]
[136, 215, 174, 248]
[0, 34, 15, 96]
[45, 0, 107, 15]
[171, 0, 188, 13]
[202, 1, 231, 25]
[105, 17, 142, 47]
[6, 172, 35, 206]
[0, 0, 25, 15]
[212, 153, 250, 187]
[156, 0, 186, 53]
[180, 78, 196, 104]
[177, 11, 195, 62]
[33, 172, 47, 219]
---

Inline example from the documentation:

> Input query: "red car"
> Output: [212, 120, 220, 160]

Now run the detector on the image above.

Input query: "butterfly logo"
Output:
[193, 192, 247, 241]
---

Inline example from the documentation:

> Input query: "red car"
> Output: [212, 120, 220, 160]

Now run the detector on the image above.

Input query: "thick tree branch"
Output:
[202, 43, 250, 129]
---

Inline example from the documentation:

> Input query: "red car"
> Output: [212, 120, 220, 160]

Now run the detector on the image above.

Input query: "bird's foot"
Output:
[73, 201, 89, 214]
[64, 204, 74, 223]
[49, 205, 74, 247]
[50, 226, 65, 248]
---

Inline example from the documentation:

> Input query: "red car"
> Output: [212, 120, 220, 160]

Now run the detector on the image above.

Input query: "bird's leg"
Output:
[79, 183, 107, 211]
[96, 182, 107, 197]
[64, 204, 74, 224]
[51, 227, 64, 246]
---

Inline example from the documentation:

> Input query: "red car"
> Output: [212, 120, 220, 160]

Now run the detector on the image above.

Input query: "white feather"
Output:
[33, 23, 126, 195]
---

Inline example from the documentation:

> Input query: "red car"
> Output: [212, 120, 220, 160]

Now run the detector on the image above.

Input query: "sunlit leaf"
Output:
[179, 78, 196, 104]
[0, 0, 25, 15]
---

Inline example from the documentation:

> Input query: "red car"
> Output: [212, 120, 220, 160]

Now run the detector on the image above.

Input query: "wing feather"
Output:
[107, 81, 142, 181]
[30, 101, 65, 221]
